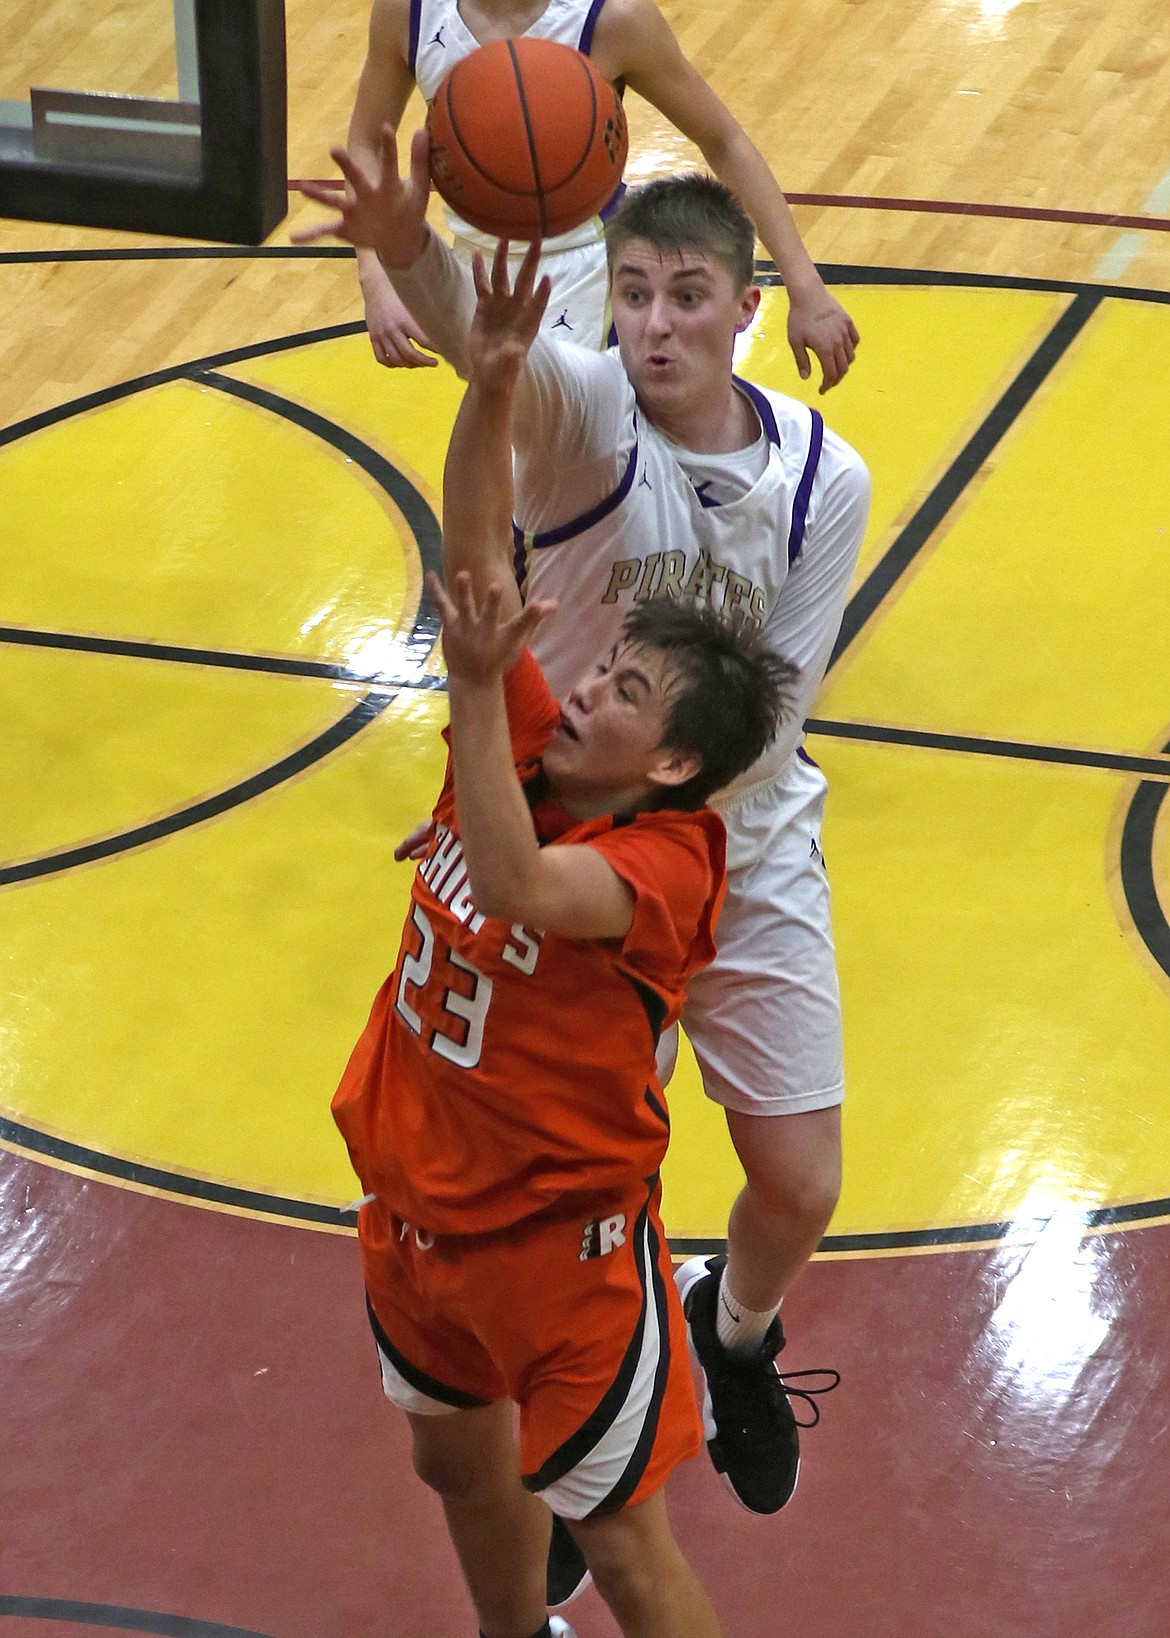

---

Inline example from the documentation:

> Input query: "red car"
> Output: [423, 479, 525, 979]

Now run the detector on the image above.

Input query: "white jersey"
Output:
[393, 232, 871, 808]
[409, 0, 620, 254]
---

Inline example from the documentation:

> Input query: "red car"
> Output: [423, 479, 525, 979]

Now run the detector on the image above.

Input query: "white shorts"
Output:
[453, 234, 611, 352]
[680, 750, 844, 1118]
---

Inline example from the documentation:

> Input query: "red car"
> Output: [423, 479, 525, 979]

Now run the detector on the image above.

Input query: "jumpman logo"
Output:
[550, 310, 574, 332]
[637, 471, 652, 490]
[429, 25, 446, 46]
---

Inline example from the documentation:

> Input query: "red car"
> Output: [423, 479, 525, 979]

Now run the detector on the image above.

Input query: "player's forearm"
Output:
[442, 375, 520, 590]
[699, 125, 824, 298]
[447, 677, 545, 922]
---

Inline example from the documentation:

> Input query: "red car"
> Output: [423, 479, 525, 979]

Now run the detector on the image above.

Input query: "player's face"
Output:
[609, 239, 759, 422]
[542, 641, 697, 816]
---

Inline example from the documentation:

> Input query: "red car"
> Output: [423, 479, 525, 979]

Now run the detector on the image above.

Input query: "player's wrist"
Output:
[377, 223, 432, 273]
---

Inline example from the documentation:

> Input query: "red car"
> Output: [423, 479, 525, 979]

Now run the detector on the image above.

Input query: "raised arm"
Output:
[593, 0, 859, 393]
[441, 241, 550, 608]
[345, 0, 439, 368]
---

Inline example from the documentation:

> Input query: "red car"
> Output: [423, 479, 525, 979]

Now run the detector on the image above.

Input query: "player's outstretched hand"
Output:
[293, 126, 431, 271]
[787, 282, 860, 394]
[468, 240, 552, 390]
[427, 569, 555, 684]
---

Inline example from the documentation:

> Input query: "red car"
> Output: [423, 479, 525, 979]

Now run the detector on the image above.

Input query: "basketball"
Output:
[426, 38, 628, 240]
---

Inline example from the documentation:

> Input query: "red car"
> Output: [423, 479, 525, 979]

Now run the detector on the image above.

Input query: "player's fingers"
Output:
[792, 339, 812, 381]
[516, 597, 557, 638]
[847, 318, 861, 347]
[289, 215, 344, 245]
[491, 237, 511, 294]
[515, 239, 542, 301]
[472, 250, 490, 300]
[393, 820, 432, 862]
[408, 127, 431, 196]
[480, 582, 504, 624]
[330, 144, 369, 194]
[531, 273, 552, 323]
[424, 569, 457, 623]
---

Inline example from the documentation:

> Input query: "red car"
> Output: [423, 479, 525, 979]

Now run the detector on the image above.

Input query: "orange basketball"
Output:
[426, 38, 628, 240]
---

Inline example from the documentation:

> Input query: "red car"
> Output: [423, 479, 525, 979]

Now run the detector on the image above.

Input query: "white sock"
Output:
[716, 1267, 777, 1355]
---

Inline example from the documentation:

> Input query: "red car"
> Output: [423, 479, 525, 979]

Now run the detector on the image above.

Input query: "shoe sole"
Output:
[674, 1255, 801, 1515]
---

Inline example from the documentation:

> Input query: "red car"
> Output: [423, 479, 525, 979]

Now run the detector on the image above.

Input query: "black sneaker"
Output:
[675, 1254, 840, 1514]
[546, 1513, 591, 1609]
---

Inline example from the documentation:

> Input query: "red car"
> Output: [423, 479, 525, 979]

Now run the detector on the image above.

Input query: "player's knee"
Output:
[746, 1156, 840, 1234]
[580, 1533, 660, 1619]
[410, 1440, 479, 1500]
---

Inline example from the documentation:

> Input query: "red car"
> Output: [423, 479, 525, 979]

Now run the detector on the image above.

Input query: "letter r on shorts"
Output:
[599, 1213, 627, 1255]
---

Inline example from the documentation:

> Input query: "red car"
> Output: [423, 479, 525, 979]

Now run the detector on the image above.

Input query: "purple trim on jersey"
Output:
[733, 376, 781, 447]
[520, 417, 640, 550]
[599, 180, 627, 222]
[797, 745, 820, 769]
[788, 409, 824, 565]
[407, 0, 422, 76]
[578, 0, 608, 54]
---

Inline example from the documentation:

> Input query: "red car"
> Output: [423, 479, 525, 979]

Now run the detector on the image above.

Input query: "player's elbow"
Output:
[466, 864, 539, 925]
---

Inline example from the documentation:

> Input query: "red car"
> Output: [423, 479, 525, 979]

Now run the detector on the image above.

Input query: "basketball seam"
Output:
[506, 37, 547, 237]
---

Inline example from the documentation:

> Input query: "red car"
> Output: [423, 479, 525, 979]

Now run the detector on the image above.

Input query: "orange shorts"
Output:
[358, 1182, 702, 1520]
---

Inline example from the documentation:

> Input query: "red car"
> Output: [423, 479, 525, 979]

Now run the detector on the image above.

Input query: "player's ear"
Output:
[735, 284, 762, 333]
[647, 746, 701, 792]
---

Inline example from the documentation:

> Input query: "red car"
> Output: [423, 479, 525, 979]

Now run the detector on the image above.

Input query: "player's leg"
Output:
[677, 755, 843, 1512]
[407, 1400, 552, 1638]
[566, 1490, 721, 1638]
[470, 1185, 715, 1634]
[357, 1201, 555, 1635]
[724, 1103, 842, 1309]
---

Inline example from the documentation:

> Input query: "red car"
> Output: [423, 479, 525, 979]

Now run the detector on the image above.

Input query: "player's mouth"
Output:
[557, 709, 580, 742]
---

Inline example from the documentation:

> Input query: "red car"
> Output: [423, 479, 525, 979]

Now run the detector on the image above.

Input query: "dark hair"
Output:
[605, 174, 757, 290]
[620, 600, 797, 810]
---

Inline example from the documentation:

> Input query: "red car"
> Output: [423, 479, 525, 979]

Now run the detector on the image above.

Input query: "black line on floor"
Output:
[5, 1108, 1170, 1252]
[0, 622, 448, 688]
[1118, 747, 1170, 983]
[755, 262, 1170, 304]
[0, 693, 396, 886]
[0, 1113, 358, 1227]
[6, 245, 1170, 305]
[806, 718, 1170, 778]
[0, 320, 367, 449]
[828, 290, 1102, 669]
[0, 245, 353, 263]
[0, 1594, 278, 1636]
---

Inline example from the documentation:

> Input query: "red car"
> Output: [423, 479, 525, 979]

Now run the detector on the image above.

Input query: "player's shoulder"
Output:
[615, 803, 726, 878]
[747, 378, 868, 489]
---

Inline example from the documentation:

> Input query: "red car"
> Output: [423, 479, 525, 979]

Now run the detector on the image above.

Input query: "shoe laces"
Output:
[774, 1367, 841, 1429]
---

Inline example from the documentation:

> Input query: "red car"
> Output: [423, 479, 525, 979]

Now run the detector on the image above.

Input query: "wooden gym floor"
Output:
[2, 0, 1170, 1633]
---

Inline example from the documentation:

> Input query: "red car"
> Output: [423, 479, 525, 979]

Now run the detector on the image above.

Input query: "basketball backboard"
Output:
[0, 0, 286, 243]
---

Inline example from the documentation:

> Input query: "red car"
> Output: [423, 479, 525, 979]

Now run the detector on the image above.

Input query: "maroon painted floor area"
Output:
[3, 1151, 1168, 1637]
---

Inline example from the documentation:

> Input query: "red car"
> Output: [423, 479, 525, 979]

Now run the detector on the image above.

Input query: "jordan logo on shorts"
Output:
[580, 1212, 626, 1260]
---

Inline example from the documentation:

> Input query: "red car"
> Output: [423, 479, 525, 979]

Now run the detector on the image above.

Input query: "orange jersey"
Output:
[332, 650, 726, 1236]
